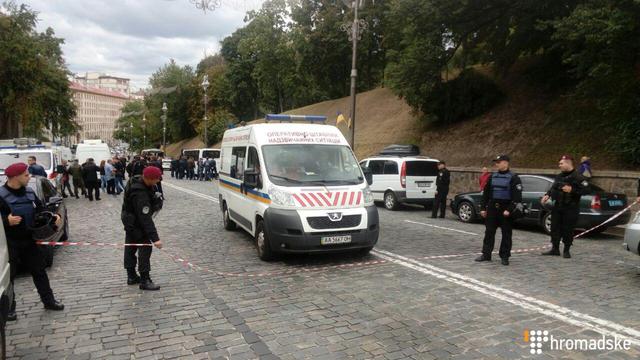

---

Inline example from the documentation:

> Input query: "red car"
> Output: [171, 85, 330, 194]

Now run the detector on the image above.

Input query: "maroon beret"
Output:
[560, 155, 574, 162]
[5, 162, 28, 177]
[142, 166, 162, 180]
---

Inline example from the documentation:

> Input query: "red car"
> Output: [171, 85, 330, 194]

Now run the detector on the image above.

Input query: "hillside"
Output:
[168, 74, 631, 171]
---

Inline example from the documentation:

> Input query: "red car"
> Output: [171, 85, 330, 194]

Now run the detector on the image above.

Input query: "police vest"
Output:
[0, 186, 37, 227]
[491, 172, 513, 201]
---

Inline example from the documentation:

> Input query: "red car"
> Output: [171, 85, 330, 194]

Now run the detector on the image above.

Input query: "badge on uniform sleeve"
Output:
[142, 206, 150, 214]
[516, 184, 523, 191]
[581, 180, 588, 187]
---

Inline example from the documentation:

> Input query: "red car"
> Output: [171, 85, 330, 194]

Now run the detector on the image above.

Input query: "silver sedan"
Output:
[624, 211, 640, 255]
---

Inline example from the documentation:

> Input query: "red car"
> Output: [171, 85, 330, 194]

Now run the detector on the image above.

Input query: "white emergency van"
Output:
[0, 139, 59, 180]
[218, 114, 379, 261]
[75, 139, 111, 164]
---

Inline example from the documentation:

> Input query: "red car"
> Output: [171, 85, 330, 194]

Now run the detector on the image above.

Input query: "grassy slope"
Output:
[168, 74, 628, 170]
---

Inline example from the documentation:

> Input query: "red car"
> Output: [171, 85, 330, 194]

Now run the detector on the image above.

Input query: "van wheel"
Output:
[542, 212, 552, 235]
[0, 320, 5, 360]
[255, 220, 273, 261]
[457, 201, 476, 223]
[223, 203, 236, 231]
[384, 191, 398, 211]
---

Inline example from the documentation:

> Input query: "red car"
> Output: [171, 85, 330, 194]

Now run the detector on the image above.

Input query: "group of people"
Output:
[170, 156, 217, 181]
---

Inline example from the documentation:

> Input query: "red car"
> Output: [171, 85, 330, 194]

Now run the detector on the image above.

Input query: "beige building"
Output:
[74, 72, 131, 97]
[70, 82, 129, 144]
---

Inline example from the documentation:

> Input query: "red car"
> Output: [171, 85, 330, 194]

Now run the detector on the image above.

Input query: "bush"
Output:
[427, 69, 504, 125]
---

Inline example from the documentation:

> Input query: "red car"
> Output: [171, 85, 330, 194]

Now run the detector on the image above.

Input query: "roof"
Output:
[364, 155, 439, 162]
[222, 123, 349, 147]
[69, 82, 129, 99]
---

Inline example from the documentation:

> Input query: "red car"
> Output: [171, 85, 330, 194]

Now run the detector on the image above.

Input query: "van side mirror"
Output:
[361, 166, 373, 185]
[244, 169, 261, 189]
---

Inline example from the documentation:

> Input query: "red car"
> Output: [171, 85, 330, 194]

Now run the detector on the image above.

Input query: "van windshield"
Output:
[262, 144, 364, 187]
[0, 152, 52, 171]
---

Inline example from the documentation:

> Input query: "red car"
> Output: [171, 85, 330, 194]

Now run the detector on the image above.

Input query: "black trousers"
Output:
[124, 235, 153, 274]
[61, 179, 73, 196]
[482, 202, 513, 259]
[550, 206, 579, 248]
[85, 181, 100, 200]
[432, 190, 448, 218]
[106, 179, 115, 194]
[9, 244, 55, 308]
[72, 180, 85, 196]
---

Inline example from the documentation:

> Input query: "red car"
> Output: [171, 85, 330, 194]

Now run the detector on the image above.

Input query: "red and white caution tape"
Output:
[573, 199, 639, 239]
[419, 245, 551, 260]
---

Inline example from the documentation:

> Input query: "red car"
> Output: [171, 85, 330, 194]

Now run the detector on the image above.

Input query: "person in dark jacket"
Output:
[121, 166, 164, 290]
[27, 156, 47, 177]
[170, 158, 178, 178]
[81, 158, 101, 201]
[431, 161, 450, 219]
[541, 155, 589, 258]
[178, 156, 187, 180]
[0, 163, 64, 321]
[475, 155, 523, 266]
[68, 159, 85, 198]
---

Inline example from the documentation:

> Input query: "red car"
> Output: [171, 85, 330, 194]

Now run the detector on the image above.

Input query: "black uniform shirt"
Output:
[546, 169, 589, 208]
[121, 176, 159, 243]
[436, 168, 450, 191]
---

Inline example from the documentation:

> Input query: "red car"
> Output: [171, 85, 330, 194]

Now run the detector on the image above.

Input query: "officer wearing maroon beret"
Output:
[541, 155, 589, 258]
[0, 163, 64, 321]
[121, 166, 164, 290]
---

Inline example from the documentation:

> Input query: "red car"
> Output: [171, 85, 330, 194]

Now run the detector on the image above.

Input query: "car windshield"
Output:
[262, 144, 364, 187]
[0, 152, 52, 171]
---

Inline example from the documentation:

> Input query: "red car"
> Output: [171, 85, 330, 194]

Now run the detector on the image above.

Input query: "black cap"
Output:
[493, 154, 510, 162]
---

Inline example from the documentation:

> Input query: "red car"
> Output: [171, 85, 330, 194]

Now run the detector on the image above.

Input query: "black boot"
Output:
[7, 301, 16, 321]
[563, 245, 571, 259]
[126, 268, 140, 285]
[43, 300, 65, 311]
[541, 246, 560, 256]
[139, 273, 160, 291]
[501, 258, 509, 266]
[474, 255, 491, 262]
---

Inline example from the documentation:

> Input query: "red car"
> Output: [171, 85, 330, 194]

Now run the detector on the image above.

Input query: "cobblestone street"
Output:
[7, 178, 640, 359]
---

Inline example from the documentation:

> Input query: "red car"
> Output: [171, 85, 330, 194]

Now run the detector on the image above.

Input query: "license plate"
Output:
[321, 235, 352, 245]
[417, 182, 431, 187]
[608, 200, 624, 207]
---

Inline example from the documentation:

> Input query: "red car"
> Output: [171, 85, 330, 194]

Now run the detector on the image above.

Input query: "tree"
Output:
[113, 101, 146, 152]
[0, 2, 78, 139]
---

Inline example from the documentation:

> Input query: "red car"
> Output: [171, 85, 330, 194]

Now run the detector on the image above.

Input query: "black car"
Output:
[450, 174, 630, 234]
[0, 175, 69, 266]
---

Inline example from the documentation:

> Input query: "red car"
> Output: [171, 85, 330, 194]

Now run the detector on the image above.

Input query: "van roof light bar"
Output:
[265, 114, 327, 124]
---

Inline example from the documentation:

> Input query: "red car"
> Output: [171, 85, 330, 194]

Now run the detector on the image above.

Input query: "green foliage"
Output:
[113, 101, 147, 152]
[428, 69, 504, 125]
[0, 1, 77, 139]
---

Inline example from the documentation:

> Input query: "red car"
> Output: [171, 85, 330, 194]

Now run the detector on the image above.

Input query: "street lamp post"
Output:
[162, 102, 168, 150]
[341, 0, 367, 149]
[142, 114, 147, 149]
[202, 75, 209, 147]
[129, 121, 133, 151]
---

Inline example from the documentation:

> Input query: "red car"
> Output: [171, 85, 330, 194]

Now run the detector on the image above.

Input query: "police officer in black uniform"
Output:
[431, 161, 450, 219]
[541, 155, 589, 259]
[0, 163, 64, 321]
[121, 166, 164, 290]
[475, 155, 523, 266]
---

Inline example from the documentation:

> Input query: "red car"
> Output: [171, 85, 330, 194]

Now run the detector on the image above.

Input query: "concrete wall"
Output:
[448, 167, 640, 198]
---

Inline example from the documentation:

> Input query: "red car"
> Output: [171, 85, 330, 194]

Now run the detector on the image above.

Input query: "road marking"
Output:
[164, 181, 219, 203]
[169, 184, 640, 346]
[373, 248, 640, 346]
[404, 219, 479, 236]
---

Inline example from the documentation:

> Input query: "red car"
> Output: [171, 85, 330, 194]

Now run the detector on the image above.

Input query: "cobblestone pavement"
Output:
[7, 177, 640, 359]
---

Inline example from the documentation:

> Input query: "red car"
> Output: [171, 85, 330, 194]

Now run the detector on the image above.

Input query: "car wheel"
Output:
[223, 203, 236, 231]
[384, 191, 398, 211]
[542, 212, 552, 235]
[0, 319, 6, 360]
[457, 201, 476, 223]
[255, 220, 273, 261]
[60, 213, 69, 241]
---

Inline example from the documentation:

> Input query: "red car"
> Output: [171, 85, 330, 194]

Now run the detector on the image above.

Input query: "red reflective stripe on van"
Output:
[292, 194, 307, 207]
[333, 192, 340, 206]
[356, 192, 362, 205]
[341, 192, 348, 206]
[308, 193, 323, 207]
[300, 193, 314, 207]
[348, 192, 355, 205]
[318, 193, 332, 206]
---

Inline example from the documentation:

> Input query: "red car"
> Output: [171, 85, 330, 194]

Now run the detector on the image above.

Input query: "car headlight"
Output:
[269, 186, 295, 207]
[363, 187, 374, 204]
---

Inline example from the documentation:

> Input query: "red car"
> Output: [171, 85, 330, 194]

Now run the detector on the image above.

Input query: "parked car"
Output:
[161, 158, 172, 171]
[623, 211, 640, 256]
[0, 209, 13, 360]
[0, 175, 69, 267]
[359, 155, 440, 210]
[450, 174, 630, 234]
